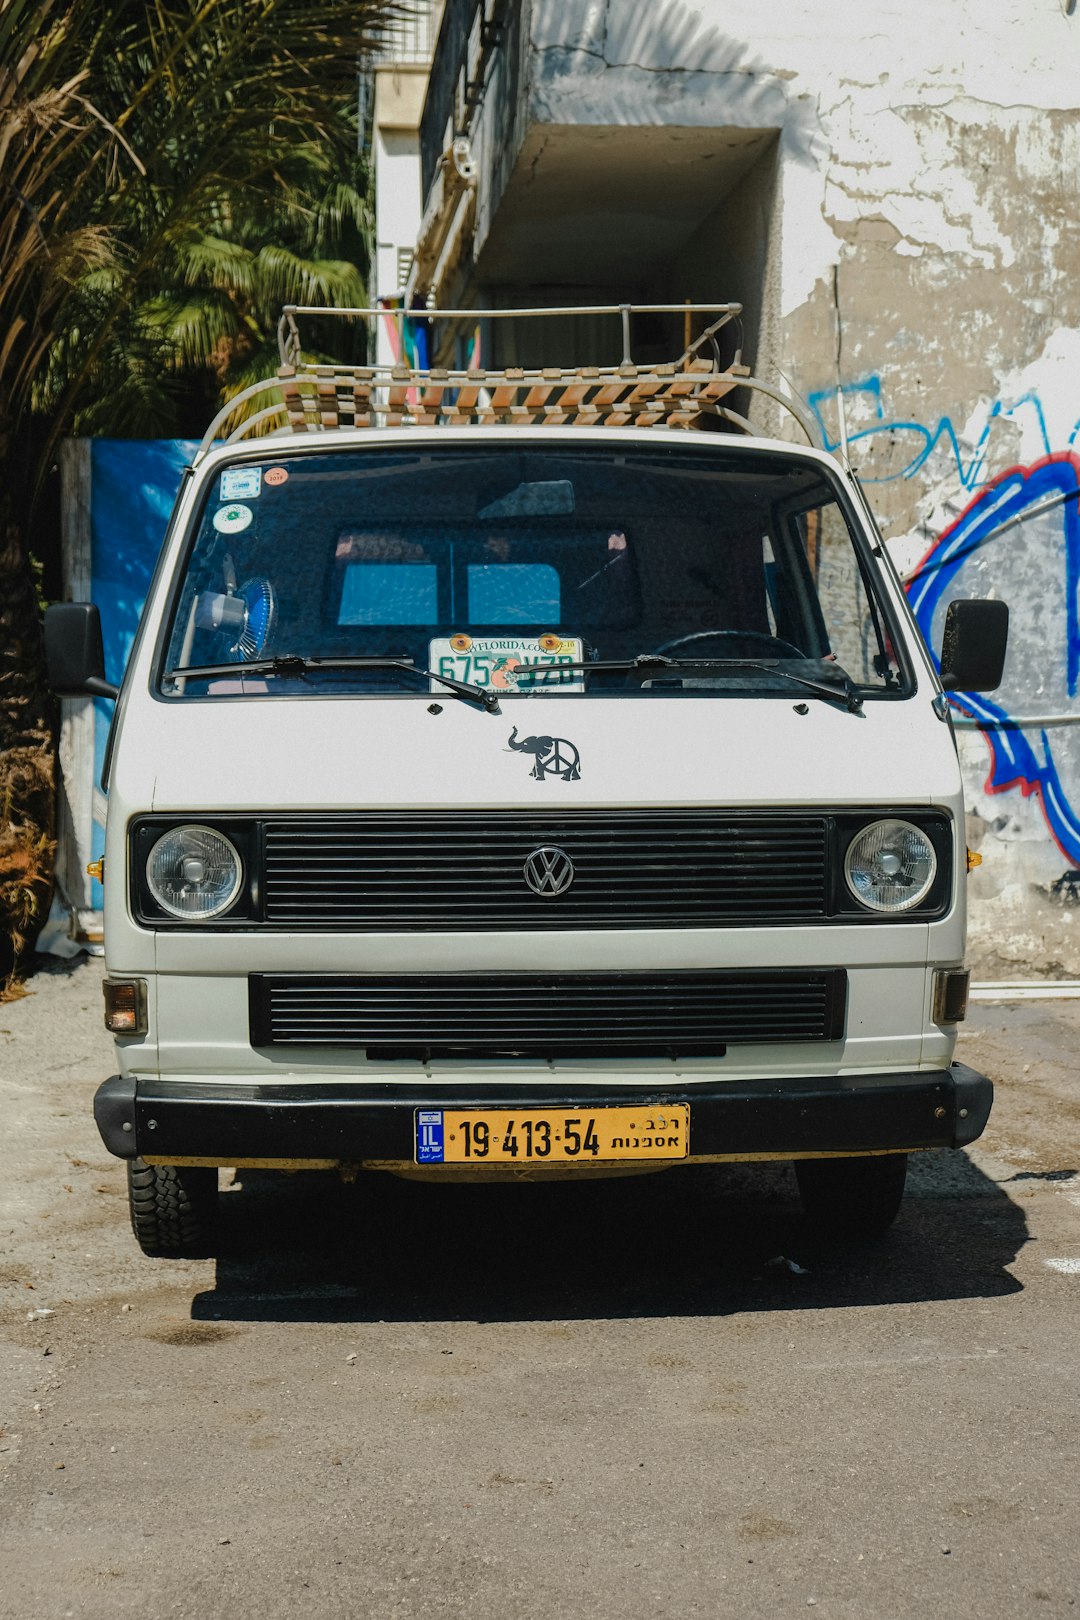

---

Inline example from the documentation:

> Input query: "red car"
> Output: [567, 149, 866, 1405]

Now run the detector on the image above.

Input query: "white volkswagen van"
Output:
[46, 305, 1008, 1257]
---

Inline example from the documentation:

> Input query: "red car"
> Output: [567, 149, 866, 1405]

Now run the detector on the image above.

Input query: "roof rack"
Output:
[194, 304, 822, 462]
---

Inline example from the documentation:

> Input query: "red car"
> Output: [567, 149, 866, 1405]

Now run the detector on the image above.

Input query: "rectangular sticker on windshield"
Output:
[219, 467, 262, 501]
[428, 636, 584, 694]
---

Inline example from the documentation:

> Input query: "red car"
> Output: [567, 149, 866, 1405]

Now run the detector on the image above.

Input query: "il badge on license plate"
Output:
[415, 1105, 689, 1165]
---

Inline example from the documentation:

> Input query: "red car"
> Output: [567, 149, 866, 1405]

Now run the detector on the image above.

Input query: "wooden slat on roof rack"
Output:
[201, 303, 824, 459]
[256, 360, 749, 435]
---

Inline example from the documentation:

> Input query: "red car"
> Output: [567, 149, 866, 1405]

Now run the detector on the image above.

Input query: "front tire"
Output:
[127, 1159, 219, 1258]
[795, 1153, 908, 1239]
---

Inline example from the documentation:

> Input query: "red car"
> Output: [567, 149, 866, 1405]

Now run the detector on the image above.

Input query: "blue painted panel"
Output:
[88, 441, 198, 907]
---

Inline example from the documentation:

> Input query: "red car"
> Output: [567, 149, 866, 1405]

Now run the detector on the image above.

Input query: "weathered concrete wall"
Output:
[413, 0, 1080, 970]
[736, 0, 1080, 975]
[514, 0, 1080, 972]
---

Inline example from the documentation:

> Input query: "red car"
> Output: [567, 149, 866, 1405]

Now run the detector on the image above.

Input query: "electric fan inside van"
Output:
[194, 555, 276, 660]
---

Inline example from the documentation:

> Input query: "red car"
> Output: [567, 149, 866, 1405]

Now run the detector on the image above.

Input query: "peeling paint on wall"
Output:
[416, 0, 1080, 972]
[802, 328, 1080, 970]
[907, 453, 1080, 860]
[808, 333, 1080, 494]
[810, 357, 1080, 970]
[915, 452, 1080, 974]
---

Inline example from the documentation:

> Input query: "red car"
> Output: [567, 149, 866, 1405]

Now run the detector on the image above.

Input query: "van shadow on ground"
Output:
[191, 1149, 1028, 1324]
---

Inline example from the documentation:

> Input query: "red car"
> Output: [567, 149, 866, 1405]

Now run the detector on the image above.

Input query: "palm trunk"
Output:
[0, 445, 57, 989]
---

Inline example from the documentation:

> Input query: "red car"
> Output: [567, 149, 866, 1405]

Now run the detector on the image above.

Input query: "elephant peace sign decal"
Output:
[506, 727, 581, 781]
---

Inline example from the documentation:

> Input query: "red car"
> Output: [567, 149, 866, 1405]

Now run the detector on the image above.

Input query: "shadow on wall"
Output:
[191, 1151, 1026, 1325]
[528, 0, 820, 165]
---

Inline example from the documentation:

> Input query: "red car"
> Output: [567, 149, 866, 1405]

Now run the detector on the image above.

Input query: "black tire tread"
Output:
[795, 1152, 908, 1239]
[127, 1159, 218, 1258]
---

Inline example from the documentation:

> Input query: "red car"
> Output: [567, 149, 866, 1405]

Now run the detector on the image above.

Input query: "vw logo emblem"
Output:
[523, 846, 575, 897]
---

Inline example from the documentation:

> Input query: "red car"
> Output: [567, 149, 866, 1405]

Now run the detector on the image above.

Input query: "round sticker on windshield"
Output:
[213, 503, 254, 534]
[264, 466, 288, 487]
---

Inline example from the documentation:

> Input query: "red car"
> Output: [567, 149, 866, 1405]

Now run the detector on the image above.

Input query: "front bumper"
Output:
[94, 1065, 993, 1164]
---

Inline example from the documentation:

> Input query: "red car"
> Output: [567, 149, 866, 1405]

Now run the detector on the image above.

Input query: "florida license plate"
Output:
[415, 1106, 690, 1165]
[427, 636, 584, 694]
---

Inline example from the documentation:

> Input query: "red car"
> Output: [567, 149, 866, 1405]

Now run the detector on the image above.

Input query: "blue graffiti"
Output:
[907, 452, 1080, 863]
[807, 377, 1080, 489]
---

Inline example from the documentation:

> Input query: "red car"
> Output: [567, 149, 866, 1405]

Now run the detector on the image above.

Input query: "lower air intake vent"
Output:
[249, 970, 847, 1061]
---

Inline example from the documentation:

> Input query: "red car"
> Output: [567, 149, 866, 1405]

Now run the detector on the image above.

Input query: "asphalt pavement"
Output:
[2, 956, 1079, 1618]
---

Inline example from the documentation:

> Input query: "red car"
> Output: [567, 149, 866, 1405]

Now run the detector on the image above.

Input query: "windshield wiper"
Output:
[710, 660, 864, 714]
[164, 655, 501, 714]
[519, 655, 864, 713]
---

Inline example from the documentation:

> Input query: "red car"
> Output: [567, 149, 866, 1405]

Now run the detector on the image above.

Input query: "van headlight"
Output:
[146, 825, 243, 919]
[844, 819, 937, 913]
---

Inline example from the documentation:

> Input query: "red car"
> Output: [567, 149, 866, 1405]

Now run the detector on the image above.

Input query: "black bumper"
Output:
[94, 1065, 993, 1162]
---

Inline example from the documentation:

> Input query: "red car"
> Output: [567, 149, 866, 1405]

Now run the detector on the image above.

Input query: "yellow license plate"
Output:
[414, 1105, 689, 1165]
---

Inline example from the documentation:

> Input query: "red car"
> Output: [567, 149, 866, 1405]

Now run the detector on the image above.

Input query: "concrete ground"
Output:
[2, 956, 1080, 1619]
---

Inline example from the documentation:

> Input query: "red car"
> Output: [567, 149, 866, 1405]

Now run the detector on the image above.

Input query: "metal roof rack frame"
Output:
[194, 304, 822, 463]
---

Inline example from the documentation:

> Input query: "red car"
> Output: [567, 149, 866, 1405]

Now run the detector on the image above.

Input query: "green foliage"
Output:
[3, 0, 397, 450]
[0, 0, 400, 973]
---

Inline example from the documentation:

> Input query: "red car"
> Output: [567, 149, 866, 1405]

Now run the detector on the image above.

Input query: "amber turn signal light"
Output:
[103, 979, 147, 1036]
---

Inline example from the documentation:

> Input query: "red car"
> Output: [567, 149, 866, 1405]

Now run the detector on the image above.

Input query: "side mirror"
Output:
[44, 603, 118, 699]
[938, 598, 1009, 693]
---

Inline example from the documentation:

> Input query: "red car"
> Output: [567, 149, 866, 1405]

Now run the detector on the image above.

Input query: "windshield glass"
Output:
[159, 444, 907, 700]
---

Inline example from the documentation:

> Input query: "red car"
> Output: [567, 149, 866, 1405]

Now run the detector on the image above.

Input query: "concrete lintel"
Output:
[374, 64, 431, 132]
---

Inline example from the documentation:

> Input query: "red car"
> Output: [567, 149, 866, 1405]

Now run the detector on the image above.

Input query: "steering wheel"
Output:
[650, 628, 807, 660]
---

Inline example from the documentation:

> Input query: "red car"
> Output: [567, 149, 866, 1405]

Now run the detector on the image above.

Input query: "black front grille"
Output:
[249, 969, 847, 1060]
[262, 811, 829, 930]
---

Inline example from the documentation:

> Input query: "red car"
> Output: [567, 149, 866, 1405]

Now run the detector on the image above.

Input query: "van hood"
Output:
[112, 692, 962, 814]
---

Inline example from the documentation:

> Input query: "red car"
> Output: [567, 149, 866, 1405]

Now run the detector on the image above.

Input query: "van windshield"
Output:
[159, 444, 908, 702]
